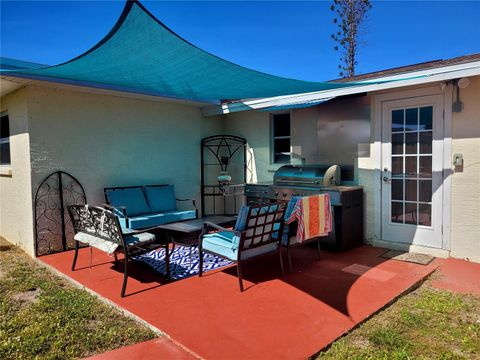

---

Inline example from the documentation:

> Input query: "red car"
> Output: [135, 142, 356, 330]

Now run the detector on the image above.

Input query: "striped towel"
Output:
[286, 194, 332, 242]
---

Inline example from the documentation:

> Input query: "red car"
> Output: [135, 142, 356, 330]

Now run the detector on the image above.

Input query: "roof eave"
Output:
[0, 73, 217, 106]
[202, 62, 480, 116]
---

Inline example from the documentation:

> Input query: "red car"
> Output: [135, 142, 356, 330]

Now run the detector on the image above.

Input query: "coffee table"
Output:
[156, 215, 237, 277]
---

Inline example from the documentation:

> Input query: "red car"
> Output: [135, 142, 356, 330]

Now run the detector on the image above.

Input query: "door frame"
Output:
[373, 85, 452, 252]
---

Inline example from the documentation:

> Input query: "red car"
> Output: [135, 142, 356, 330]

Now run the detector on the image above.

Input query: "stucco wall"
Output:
[224, 110, 275, 182]
[0, 88, 35, 255]
[450, 76, 480, 262]
[26, 87, 223, 209]
[224, 96, 371, 184]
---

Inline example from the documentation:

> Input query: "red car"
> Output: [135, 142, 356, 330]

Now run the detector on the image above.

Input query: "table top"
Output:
[156, 215, 237, 234]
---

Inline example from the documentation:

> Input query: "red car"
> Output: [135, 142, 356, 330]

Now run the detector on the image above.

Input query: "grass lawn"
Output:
[317, 277, 480, 359]
[0, 239, 156, 360]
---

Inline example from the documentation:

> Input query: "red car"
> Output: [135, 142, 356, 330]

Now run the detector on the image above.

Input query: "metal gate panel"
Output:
[34, 171, 86, 256]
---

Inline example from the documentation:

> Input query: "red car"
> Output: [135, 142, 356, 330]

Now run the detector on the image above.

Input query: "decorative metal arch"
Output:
[201, 135, 247, 216]
[34, 171, 86, 256]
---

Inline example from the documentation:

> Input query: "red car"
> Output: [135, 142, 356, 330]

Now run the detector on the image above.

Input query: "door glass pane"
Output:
[404, 202, 417, 225]
[392, 157, 403, 176]
[405, 157, 417, 177]
[418, 204, 432, 226]
[419, 106, 433, 130]
[392, 179, 403, 200]
[419, 180, 432, 202]
[419, 132, 432, 154]
[392, 110, 404, 132]
[405, 132, 417, 154]
[389, 105, 433, 228]
[405, 179, 417, 202]
[391, 202, 403, 223]
[392, 133, 404, 154]
[405, 108, 418, 131]
[419, 156, 432, 178]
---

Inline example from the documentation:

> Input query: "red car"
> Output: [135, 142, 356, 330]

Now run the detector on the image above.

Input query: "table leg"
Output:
[165, 239, 170, 279]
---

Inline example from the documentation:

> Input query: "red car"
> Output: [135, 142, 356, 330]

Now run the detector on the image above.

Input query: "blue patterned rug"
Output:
[133, 245, 233, 280]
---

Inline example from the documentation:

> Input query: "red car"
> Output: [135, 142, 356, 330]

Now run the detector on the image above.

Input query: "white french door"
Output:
[381, 95, 444, 248]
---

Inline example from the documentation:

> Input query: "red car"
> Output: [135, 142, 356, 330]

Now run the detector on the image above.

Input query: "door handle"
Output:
[383, 176, 390, 183]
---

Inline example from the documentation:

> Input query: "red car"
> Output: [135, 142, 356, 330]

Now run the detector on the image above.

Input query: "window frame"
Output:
[270, 111, 292, 164]
[0, 110, 11, 166]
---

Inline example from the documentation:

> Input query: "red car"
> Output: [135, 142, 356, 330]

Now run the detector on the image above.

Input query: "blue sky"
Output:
[1, 1, 479, 81]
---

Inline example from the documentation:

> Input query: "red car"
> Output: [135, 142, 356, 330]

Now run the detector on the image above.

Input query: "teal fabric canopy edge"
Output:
[1, 0, 375, 104]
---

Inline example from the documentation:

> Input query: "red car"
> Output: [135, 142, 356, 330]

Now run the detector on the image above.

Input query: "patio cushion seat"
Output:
[163, 209, 197, 223]
[74, 232, 119, 254]
[124, 232, 156, 246]
[105, 187, 150, 216]
[202, 231, 278, 261]
[125, 213, 167, 230]
[144, 185, 177, 213]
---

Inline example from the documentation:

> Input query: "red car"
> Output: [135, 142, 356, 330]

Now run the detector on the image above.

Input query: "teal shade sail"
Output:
[1, 1, 364, 103]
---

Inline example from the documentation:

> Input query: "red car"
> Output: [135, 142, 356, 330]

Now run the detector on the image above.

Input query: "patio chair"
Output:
[68, 205, 168, 297]
[199, 203, 286, 291]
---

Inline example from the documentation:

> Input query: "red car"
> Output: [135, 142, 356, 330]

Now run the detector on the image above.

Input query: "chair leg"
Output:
[317, 238, 321, 259]
[237, 261, 244, 292]
[279, 248, 285, 277]
[121, 252, 129, 298]
[71, 240, 79, 271]
[114, 253, 119, 267]
[199, 247, 204, 277]
[165, 244, 170, 279]
[287, 246, 293, 273]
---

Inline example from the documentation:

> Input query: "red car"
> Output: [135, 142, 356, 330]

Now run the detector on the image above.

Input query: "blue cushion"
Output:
[202, 231, 240, 261]
[234, 205, 250, 231]
[106, 188, 150, 217]
[164, 210, 197, 224]
[127, 213, 166, 230]
[144, 185, 177, 213]
[234, 204, 280, 231]
[202, 230, 279, 261]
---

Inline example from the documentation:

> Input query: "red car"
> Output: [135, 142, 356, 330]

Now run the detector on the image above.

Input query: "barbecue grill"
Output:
[244, 164, 364, 251]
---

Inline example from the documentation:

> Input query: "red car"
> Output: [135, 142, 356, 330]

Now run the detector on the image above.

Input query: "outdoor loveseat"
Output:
[104, 184, 197, 230]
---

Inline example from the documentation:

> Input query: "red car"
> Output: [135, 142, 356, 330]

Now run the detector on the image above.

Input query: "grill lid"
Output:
[274, 164, 341, 187]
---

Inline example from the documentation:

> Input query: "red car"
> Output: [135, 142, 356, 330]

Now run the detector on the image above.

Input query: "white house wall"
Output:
[25, 87, 223, 210]
[450, 76, 480, 262]
[0, 88, 36, 256]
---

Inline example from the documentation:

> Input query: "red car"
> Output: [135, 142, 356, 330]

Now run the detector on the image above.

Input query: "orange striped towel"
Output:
[286, 194, 332, 242]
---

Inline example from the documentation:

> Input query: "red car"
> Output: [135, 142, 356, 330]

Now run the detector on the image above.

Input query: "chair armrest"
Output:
[176, 198, 198, 217]
[201, 221, 241, 238]
[102, 204, 128, 218]
[176, 198, 197, 208]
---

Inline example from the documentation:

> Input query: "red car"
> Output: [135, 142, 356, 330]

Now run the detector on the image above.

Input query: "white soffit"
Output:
[202, 62, 480, 116]
[0, 75, 211, 107]
[0, 78, 23, 97]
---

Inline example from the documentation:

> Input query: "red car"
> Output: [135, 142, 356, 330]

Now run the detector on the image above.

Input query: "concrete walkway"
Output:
[84, 338, 198, 360]
[431, 257, 480, 296]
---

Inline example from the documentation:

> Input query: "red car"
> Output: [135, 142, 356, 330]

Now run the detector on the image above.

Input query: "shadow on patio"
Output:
[39, 245, 436, 360]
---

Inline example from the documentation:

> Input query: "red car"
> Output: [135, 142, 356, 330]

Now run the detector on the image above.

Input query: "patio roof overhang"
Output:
[0, 0, 373, 104]
[202, 62, 480, 115]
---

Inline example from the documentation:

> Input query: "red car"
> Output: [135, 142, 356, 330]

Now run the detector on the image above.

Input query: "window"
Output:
[271, 113, 291, 163]
[1, 112, 11, 165]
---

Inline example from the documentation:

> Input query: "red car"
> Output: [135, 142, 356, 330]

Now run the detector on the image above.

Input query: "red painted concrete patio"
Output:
[40, 245, 437, 359]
